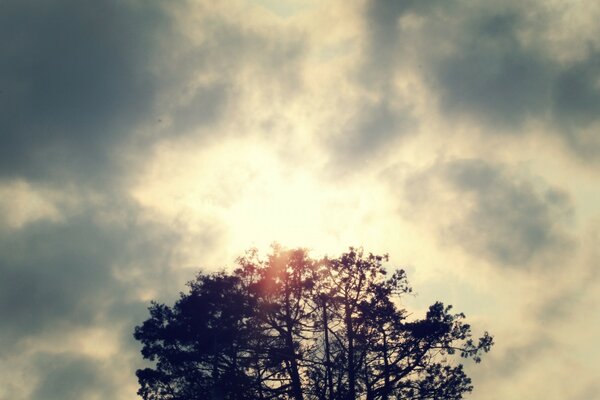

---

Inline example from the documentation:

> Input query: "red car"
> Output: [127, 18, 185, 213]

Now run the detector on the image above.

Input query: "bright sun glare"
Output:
[131, 137, 403, 262]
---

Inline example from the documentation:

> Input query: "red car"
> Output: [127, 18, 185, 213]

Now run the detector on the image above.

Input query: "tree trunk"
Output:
[345, 301, 356, 400]
[382, 330, 390, 400]
[284, 292, 304, 400]
[285, 328, 304, 400]
[322, 298, 334, 400]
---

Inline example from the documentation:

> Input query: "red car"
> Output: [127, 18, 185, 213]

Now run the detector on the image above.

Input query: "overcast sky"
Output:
[1, 1, 600, 399]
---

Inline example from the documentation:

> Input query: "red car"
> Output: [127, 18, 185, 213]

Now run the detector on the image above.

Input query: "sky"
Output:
[1, 0, 599, 399]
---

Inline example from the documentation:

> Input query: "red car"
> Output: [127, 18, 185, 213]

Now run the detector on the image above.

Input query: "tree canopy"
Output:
[134, 246, 493, 400]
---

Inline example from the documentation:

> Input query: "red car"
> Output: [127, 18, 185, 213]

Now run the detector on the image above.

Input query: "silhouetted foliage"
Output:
[134, 246, 493, 400]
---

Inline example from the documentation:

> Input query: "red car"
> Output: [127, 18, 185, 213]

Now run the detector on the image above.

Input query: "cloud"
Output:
[552, 50, 600, 158]
[432, 10, 552, 130]
[0, 0, 309, 186]
[426, 2, 600, 158]
[162, 17, 306, 138]
[0, 180, 63, 229]
[0, 199, 192, 350]
[170, 82, 230, 136]
[554, 50, 600, 125]
[355, 0, 600, 161]
[0, 183, 226, 399]
[0, 0, 175, 184]
[320, 0, 428, 169]
[360, 0, 444, 87]
[326, 99, 415, 169]
[360, 0, 406, 87]
[29, 353, 120, 400]
[402, 159, 573, 267]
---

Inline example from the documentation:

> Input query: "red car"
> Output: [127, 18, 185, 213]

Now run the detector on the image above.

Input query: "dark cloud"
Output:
[0, 0, 308, 183]
[403, 159, 573, 266]
[0, 218, 119, 340]
[554, 51, 600, 128]
[30, 353, 119, 400]
[164, 21, 305, 138]
[533, 227, 600, 328]
[489, 334, 553, 379]
[0, 201, 190, 349]
[207, 21, 305, 89]
[465, 331, 556, 400]
[328, 99, 414, 169]
[358, 1, 600, 160]
[364, 2, 552, 130]
[0, 191, 225, 400]
[0, 0, 174, 184]
[433, 11, 552, 129]
[361, 0, 445, 86]
[427, 5, 600, 158]
[170, 82, 230, 136]
[360, 0, 405, 87]
[552, 50, 600, 158]
[323, 0, 427, 169]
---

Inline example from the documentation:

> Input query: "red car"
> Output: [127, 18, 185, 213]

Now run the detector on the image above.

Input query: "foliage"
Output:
[134, 247, 493, 400]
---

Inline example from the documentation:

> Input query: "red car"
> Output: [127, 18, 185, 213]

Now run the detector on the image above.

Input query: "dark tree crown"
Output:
[134, 246, 493, 400]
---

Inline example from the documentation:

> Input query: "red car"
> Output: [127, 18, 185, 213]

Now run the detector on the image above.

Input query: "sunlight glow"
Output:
[131, 137, 405, 261]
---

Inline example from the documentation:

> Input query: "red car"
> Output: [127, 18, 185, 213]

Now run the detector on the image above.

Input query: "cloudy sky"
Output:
[1, 0, 600, 398]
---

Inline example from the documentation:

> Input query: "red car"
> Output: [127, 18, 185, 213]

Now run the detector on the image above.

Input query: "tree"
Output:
[134, 247, 493, 400]
[134, 273, 257, 400]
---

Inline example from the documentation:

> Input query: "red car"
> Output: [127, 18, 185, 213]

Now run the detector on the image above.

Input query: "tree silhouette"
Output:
[134, 247, 493, 400]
